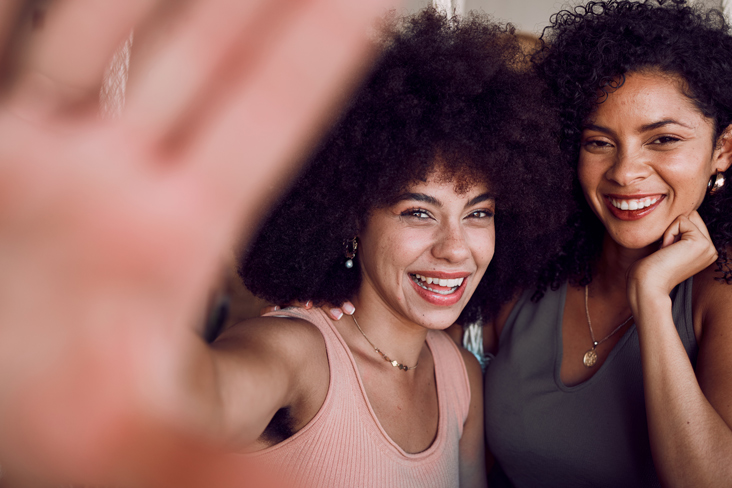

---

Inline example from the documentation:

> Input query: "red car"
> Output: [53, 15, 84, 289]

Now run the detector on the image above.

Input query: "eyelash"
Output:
[401, 208, 431, 219]
[650, 135, 681, 145]
[399, 208, 494, 219]
[582, 135, 682, 148]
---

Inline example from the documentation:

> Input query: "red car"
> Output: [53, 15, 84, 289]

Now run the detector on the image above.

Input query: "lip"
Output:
[603, 194, 665, 221]
[408, 271, 470, 306]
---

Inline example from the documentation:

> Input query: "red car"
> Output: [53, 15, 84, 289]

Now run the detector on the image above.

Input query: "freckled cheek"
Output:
[468, 228, 495, 270]
[660, 157, 711, 209]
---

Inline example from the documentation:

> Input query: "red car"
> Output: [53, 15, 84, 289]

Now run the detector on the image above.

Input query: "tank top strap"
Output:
[427, 330, 471, 430]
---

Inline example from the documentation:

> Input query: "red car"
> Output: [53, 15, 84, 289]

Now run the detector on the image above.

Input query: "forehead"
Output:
[588, 71, 712, 130]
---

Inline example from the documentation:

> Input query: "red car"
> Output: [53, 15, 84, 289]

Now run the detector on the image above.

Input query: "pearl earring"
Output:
[344, 237, 358, 269]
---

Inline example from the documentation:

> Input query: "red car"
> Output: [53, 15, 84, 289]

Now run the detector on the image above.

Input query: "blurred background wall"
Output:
[404, 0, 727, 35]
[215, 0, 730, 334]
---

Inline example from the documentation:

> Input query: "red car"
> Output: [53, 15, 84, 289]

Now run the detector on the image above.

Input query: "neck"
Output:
[594, 232, 657, 293]
[349, 292, 429, 368]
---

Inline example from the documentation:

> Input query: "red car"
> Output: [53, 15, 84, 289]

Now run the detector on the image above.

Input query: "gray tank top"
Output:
[484, 278, 697, 488]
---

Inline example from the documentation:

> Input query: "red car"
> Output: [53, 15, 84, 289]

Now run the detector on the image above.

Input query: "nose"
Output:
[431, 221, 470, 263]
[604, 147, 650, 186]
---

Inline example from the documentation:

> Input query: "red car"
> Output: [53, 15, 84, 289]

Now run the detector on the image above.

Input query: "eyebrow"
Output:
[583, 118, 693, 134]
[393, 191, 495, 207]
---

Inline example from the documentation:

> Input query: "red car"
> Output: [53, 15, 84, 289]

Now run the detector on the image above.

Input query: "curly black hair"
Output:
[534, 0, 732, 293]
[240, 8, 573, 322]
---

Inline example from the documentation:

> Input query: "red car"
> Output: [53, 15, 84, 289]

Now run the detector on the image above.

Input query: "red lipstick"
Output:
[604, 194, 665, 221]
[408, 272, 469, 306]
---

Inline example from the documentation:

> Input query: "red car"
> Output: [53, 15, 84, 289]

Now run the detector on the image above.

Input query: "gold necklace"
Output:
[352, 315, 417, 372]
[582, 284, 634, 368]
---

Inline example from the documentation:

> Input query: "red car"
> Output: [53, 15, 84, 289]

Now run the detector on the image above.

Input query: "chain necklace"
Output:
[352, 315, 417, 372]
[582, 284, 634, 368]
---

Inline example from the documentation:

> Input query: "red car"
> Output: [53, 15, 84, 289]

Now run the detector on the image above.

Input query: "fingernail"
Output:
[343, 303, 355, 315]
[273, 305, 280, 311]
[305, 300, 312, 308]
[331, 308, 343, 320]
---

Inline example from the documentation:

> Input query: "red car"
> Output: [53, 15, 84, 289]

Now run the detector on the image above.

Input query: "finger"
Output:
[342, 301, 355, 315]
[687, 210, 713, 241]
[183, 0, 397, 241]
[124, 0, 273, 143]
[660, 218, 682, 249]
[327, 308, 345, 320]
[9, 0, 157, 117]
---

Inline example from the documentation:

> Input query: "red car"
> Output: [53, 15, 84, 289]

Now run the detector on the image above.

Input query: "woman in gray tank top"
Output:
[483, 1, 732, 486]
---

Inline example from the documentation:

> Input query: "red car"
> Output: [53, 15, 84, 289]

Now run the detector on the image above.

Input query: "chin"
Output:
[411, 308, 464, 331]
[606, 227, 663, 251]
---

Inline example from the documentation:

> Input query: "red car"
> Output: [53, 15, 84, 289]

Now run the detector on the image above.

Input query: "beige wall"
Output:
[404, 0, 725, 36]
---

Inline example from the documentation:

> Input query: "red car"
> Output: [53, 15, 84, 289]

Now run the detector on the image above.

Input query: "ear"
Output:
[713, 124, 732, 173]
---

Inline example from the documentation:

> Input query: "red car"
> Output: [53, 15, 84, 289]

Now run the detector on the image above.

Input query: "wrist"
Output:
[627, 283, 672, 319]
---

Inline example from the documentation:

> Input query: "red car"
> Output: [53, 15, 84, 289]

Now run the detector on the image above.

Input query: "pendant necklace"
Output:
[352, 315, 417, 372]
[582, 284, 634, 368]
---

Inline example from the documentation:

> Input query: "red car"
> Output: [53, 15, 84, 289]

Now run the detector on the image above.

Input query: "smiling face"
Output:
[355, 170, 495, 331]
[578, 70, 732, 250]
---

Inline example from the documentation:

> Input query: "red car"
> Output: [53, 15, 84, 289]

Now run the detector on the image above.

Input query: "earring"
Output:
[344, 237, 358, 269]
[708, 172, 726, 195]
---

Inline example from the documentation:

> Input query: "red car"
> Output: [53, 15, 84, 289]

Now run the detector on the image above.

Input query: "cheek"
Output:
[469, 227, 496, 270]
[660, 154, 713, 208]
[577, 158, 601, 196]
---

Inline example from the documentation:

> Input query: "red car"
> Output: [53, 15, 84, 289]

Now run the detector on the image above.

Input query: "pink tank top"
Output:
[251, 307, 471, 488]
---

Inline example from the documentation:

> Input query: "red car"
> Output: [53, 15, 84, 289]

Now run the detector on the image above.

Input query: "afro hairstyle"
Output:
[534, 0, 732, 293]
[240, 8, 573, 322]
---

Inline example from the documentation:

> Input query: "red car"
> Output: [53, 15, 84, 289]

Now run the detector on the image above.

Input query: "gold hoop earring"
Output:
[344, 237, 358, 269]
[708, 172, 726, 195]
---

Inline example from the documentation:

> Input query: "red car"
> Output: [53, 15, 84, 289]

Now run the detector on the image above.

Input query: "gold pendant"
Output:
[583, 348, 598, 368]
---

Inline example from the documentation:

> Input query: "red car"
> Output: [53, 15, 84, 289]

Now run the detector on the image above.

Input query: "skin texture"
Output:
[0, 0, 397, 485]
[355, 176, 495, 332]
[527, 69, 732, 486]
[215, 173, 488, 486]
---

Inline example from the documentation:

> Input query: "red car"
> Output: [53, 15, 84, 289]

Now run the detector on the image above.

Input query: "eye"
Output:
[400, 208, 431, 219]
[582, 139, 613, 150]
[649, 135, 681, 145]
[468, 209, 494, 219]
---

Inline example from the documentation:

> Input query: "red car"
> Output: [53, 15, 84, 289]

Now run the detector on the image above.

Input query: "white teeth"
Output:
[410, 274, 465, 294]
[610, 197, 659, 211]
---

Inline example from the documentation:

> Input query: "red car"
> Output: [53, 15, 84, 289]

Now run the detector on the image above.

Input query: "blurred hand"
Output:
[0, 0, 395, 484]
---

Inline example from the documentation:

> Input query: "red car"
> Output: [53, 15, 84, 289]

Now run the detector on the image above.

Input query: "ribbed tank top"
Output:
[484, 278, 697, 488]
[251, 307, 471, 488]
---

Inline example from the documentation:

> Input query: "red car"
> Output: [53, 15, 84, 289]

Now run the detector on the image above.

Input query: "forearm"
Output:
[632, 291, 732, 486]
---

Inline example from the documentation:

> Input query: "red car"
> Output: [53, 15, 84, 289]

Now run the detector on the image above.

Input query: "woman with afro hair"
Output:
[482, 1, 732, 486]
[230, 8, 571, 487]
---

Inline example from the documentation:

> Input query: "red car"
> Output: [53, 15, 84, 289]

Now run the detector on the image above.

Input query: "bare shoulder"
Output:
[212, 314, 329, 392]
[692, 261, 732, 339]
[458, 346, 483, 389]
[216, 315, 325, 354]
[692, 260, 732, 427]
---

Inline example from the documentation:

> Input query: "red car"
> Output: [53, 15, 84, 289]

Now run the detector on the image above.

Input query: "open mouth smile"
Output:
[604, 194, 665, 221]
[407, 272, 469, 306]
[409, 273, 464, 295]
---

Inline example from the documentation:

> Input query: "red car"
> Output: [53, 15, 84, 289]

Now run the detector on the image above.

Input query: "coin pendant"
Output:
[583, 349, 598, 368]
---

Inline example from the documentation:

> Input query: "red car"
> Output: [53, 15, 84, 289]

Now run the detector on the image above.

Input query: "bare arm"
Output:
[203, 317, 329, 446]
[0, 0, 395, 483]
[628, 212, 732, 486]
